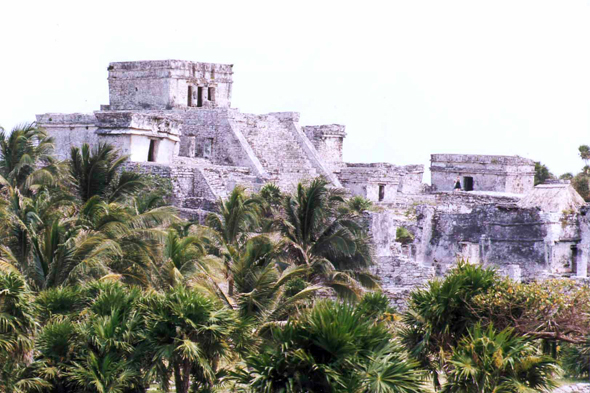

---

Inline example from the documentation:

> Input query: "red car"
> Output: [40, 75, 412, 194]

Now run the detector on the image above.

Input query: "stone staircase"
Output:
[232, 113, 319, 190]
[199, 165, 258, 199]
[171, 157, 260, 213]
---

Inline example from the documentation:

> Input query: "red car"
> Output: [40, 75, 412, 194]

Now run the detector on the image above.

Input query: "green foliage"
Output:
[572, 172, 590, 201]
[35, 286, 84, 323]
[140, 285, 238, 393]
[347, 195, 374, 214]
[281, 178, 378, 300]
[560, 172, 574, 180]
[401, 262, 499, 387]
[534, 161, 554, 186]
[357, 291, 397, 320]
[473, 279, 590, 344]
[70, 143, 145, 203]
[561, 341, 590, 379]
[258, 183, 282, 206]
[396, 227, 414, 245]
[0, 123, 58, 192]
[233, 300, 424, 393]
[284, 277, 308, 297]
[442, 324, 560, 392]
[0, 272, 39, 392]
[2, 125, 584, 393]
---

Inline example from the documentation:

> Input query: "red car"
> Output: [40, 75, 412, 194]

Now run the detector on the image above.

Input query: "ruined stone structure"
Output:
[431, 154, 535, 194]
[36, 59, 590, 309]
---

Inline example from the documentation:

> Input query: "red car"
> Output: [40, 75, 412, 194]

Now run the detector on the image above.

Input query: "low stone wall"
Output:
[552, 383, 590, 393]
[372, 255, 434, 310]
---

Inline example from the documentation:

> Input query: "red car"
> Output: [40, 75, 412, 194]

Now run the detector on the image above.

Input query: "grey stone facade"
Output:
[431, 154, 535, 194]
[35, 59, 589, 308]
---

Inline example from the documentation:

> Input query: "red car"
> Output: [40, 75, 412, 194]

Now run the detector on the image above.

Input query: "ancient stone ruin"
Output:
[36, 59, 590, 307]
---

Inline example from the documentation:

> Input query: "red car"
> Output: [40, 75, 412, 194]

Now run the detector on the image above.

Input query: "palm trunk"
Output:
[173, 363, 185, 393]
[174, 359, 191, 393]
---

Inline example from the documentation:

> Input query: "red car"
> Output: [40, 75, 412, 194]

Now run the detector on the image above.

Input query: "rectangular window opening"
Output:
[208, 87, 215, 102]
[148, 140, 156, 162]
[187, 86, 193, 106]
[378, 184, 385, 202]
[203, 138, 213, 159]
[197, 87, 203, 107]
[463, 176, 474, 191]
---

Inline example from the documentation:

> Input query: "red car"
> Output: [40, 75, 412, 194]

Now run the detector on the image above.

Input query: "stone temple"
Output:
[36, 59, 590, 307]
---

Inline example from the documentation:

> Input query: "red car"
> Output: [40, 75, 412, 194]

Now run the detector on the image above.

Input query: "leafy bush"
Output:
[473, 279, 590, 344]
[561, 341, 590, 379]
[357, 291, 397, 319]
[442, 324, 561, 392]
[233, 300, 424, 393]
[396, 227, 414, 245]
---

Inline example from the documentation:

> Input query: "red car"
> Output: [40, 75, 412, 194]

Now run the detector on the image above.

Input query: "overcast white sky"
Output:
[1, 0, 589, 178]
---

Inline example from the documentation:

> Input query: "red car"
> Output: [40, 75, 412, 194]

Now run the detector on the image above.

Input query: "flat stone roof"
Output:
[431, 154, 535, 166]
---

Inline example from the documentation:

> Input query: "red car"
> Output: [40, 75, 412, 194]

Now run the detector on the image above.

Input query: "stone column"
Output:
[200, 85, 208, 107]
[577, 249, 588, 278]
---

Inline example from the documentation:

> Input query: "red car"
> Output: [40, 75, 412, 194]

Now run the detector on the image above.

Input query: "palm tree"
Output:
[255, 183, 284, 231]
[140, 285, 238, 393]
[400, 262, 499, 389]
[33, 317, 80, 393]
[232, 300, 424, 392]
[35, 286, 84, 324]
[161, 226, 221, 288]
[280, 178, 378, 299]
[67, 196, 176, 287]
[0, 123, 60, 192]
[442, 324, 561, 392]
[35, 281, 147, 393]
[68, 352, 138, 393]
[231, 235, 321, 325]
[206, 186, 262, 296]
[70, 143, 145, 203]
[0, 271, 44, 392]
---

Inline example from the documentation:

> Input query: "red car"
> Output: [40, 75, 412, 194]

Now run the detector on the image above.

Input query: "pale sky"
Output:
[1, 0, 589, 179]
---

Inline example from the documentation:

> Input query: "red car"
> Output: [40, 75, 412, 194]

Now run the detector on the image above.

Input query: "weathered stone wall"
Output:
[107, 60, 233, 110]
[303, 124, 346, 171]
[337, 163, 424, 202]
[416, 203, 550, 278]
[432, 191, 522, 213]
[36, 113, 99, 160]
[430, 154, 535, 194]
[365, 210, 434, 309]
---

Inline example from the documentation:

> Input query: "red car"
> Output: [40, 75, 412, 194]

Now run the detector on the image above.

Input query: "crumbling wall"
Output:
[303, 124, 346, 172]
[416, 204, 550, 279]
[430, 154, 535, 194]
[365, 210, 434, 309]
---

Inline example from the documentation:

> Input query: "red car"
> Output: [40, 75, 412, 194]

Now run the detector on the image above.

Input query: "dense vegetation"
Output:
[1, 123, 589, 392]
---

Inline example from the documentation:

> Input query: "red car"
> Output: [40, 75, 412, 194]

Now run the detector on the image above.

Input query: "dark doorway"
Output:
[197, 87, 203, 107]
[463, 176, 474, 191]
[572, 246, 578, 274]
[148, 140, 156, 162]
[378, 184, 385, 201]
[187, 86, 193, 106]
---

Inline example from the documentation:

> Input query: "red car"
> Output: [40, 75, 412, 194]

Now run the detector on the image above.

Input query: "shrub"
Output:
[396, 227, 414, 245]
